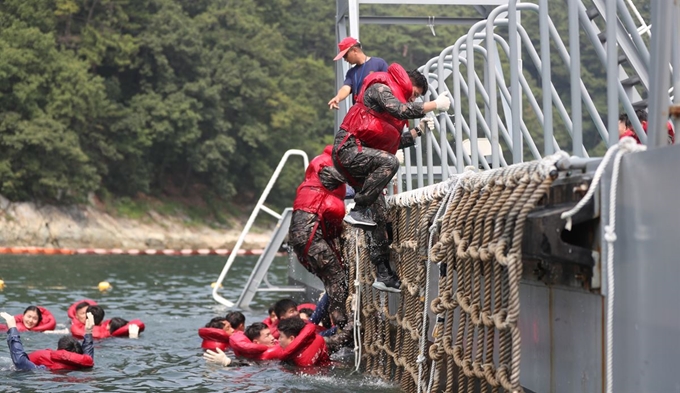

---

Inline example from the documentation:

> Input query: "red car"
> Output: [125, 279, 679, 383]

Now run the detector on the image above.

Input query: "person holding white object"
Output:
[331, 64, 448, 292]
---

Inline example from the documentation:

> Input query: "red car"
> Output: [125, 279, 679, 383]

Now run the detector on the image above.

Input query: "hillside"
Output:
[0, 194, 272, 250]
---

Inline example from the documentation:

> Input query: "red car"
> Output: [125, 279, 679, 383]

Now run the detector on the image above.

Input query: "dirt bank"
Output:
[0, 196, 273, 250]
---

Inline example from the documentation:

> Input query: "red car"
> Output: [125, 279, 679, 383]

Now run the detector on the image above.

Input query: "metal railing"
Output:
[212, 149, 309, 307]
[383, 0, 675, 193]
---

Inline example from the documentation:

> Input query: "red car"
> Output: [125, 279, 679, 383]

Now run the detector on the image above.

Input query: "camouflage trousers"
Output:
[288, 210, 349, 328]
[332, 130, 394, 267]
[332, 130, 400, 208]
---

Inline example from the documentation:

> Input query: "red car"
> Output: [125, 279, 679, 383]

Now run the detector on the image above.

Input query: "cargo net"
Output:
[343, 154, 564, 393]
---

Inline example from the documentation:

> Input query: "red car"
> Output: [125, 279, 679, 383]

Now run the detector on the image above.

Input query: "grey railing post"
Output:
[539, 0, 553, 155]
[509, 0, 522, 163]
[606, 0, 619, 147]
[647, 0, 673, 148]
[569, 0, 584, 156]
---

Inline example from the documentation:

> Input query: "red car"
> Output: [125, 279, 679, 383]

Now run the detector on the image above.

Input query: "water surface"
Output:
[0, 255, 398, 392]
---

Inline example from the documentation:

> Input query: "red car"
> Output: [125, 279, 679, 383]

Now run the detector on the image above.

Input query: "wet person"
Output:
[266, 298, 299, 339]
[277, 316, 353, 367]
[277, 316, 329, 366]
[0, 306, 56, 332]
[225, 311, 246, 333]
[328, 37, 388, 109]
[332, 63, 449, 292]
[107, 317, 143, 338]
[288, 146, 351, 329]
[71, 305, 109, 338]
[263, 306, 278, 330]
[274, 299, 300, 320]
[226, 322, 282, 361]
[2, 311, 95, 370]
[73, 303, 88, 324]
[298, 308, 314, 321]
[199, 317, 231, 351]
[20, 306, 42, 330]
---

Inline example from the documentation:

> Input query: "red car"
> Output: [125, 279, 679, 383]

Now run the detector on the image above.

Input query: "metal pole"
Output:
[647, 0, 673, 148]
[569, 0, 583, 156]
[509, 0, 522, 163]
[606, 0, 619, 148]
[539, 0, 553, 155]
[485, 16, 500, 168]
[467, 28, 478, 171]
[348, 0, 359, 39]
[453, 38, 467, 173]
[672, 6, 680, 142]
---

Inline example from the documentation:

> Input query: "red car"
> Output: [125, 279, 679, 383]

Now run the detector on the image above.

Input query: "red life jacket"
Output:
[262, 317, 276, 330]
[297, 303, 316, 312]
[292, 146, 346, 241]
[110, 319, 146, 337]
[266, 319, 280, 339]
[339, 63, 412, 155]
[67, 299, 97, 320]
[71, 320, 111, 339]
[229, 331, 282, 360]
[28, 349, 94, 371]
[280, 323, 331, 367]
[198, 327, 231, 351]
[0, 306, 57, 332]
[262, 317, 280, 339]
[621, 120, 675, 144]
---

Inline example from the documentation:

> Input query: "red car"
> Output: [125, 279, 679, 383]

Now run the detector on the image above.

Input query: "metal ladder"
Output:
[211, 149, 309, 308]
[583, 0, 650, 107]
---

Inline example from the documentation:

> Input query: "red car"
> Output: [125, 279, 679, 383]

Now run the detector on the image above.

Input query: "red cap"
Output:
[334, 37, 359, 61]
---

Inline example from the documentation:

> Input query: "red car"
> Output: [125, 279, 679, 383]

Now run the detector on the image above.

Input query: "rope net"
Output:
[344, 154, 563, 393]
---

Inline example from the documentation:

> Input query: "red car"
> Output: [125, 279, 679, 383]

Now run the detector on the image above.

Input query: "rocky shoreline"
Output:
[0, 196, 272, 250]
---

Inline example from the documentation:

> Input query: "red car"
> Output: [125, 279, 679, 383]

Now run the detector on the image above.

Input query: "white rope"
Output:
[386, 176, 455, 208]
[353, 228, 363, 372]
[604, 139, 645, 393]
[558, 137, 645, 393]
[559, 145, 620, 230]
[417, 181, 458, 393]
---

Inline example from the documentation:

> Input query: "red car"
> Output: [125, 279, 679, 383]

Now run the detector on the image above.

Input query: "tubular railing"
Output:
[392, 0, 672, 193]
[212, 149, 309, 307]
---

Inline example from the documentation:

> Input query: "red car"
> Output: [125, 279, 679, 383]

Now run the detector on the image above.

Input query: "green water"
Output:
[0, 255, 398, 392]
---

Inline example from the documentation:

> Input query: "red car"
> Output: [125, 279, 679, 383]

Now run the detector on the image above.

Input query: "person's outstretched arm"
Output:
[364, 84, 449, 120]
[2, 312, 42, 370]
[329, 85, 352, 110]
[81, 312, 95, 359]
[309, 293, 330, 325]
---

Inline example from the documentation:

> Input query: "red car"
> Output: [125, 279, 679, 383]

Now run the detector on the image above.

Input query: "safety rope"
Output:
[559, 137, 645, 393]
[346, 154, 568, 393]
[353, 228, 363, 372]
[419, 179, 458, 393]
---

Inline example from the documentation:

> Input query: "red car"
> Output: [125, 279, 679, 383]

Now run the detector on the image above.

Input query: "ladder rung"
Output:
[586, 7, 600, 20]
[632, 99, 648, 110]
[598, 31, 607, 43]
[256, 287, 307, 292]
[621, 75, 641, 87]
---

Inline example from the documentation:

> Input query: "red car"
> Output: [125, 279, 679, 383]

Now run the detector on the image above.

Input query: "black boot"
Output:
[372, 260, 401, 293]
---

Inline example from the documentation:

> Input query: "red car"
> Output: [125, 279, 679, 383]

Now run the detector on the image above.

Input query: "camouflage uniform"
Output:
[332, 82, 427, 270]
[289, 164, 350, 328]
